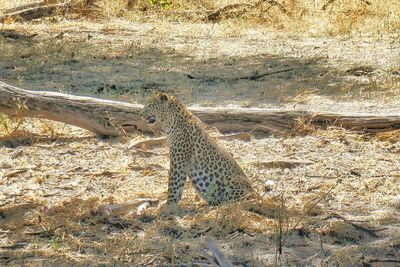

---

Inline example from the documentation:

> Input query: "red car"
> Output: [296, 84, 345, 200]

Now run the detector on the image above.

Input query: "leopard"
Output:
[139, 92, 254, 206]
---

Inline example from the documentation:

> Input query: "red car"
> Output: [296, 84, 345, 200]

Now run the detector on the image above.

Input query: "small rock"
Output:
[264, 179, 275, 192]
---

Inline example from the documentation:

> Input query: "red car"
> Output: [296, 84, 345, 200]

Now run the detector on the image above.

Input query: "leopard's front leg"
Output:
[166, 143, 191, 205]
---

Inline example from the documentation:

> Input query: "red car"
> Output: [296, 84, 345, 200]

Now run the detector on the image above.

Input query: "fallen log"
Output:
[1, 81, 400, 137]
[0, 81, 148, 137]
[0, 1, 72, 23]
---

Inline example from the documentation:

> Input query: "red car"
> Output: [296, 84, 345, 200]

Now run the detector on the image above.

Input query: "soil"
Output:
[1, 20, 400, 110]
[0, 19, 400, 266]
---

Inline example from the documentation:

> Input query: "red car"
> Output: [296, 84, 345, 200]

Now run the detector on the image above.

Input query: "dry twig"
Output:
[95, 198, 159, 218]
[322, 0, 371, 10]
[128, 137, 167, 149]
[24, 225, 62, 237]
[4, 169, 28, 178]
[253, 160, 313, 169]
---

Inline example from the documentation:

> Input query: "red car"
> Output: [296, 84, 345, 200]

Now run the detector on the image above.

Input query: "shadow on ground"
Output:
[0, 33, 366, 107]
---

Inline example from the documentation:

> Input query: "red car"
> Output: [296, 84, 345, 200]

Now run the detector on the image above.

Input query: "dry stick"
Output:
[193, 227, 213, 238]
[0, 243, 28, 250]
[319, 234, 328, 256]
[24, 225, 62, 237]
[275, 194, 288, 258]
[4, 169, 28, 178]
[186, 68, 293, 82]
[322, 0, 371, 10]
[128, 137, 167, 149]
[96, 198, 159, 217]
[254, 160, 313, 169]
[232, 68, 294, 81]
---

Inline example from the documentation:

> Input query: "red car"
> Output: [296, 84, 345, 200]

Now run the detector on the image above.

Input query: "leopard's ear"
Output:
[159, 93, 168, 102]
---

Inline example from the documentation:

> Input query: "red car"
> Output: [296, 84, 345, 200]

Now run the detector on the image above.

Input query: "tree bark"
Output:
[1, 81, 399, 137]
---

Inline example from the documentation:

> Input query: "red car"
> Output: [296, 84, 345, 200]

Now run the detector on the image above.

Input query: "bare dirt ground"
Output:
[1, 19, 400, 111]
[1, 15, 400, 267]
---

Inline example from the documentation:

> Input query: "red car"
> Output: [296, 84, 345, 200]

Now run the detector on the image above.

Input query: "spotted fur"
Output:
[140, 92, 253, 205]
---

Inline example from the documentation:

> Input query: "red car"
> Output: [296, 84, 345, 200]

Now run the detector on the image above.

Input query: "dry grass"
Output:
[0, 114, 88, 143]
[1, 0, 399, 36]
[1, 118, 399, 266]
[0, 1, 400, 265]
[74, 0, 400, 36]
[1, 1, 399, 109]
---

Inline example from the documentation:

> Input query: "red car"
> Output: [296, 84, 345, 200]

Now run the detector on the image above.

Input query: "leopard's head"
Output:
[140, 92, 171, 126]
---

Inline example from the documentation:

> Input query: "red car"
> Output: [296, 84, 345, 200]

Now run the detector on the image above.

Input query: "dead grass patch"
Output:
[2, 0, 399, 35]
[1, 118, 399, 265]
[375, 130, 400, 143]
[0, 1, 399, 265]
[85, 0, 400, 36]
